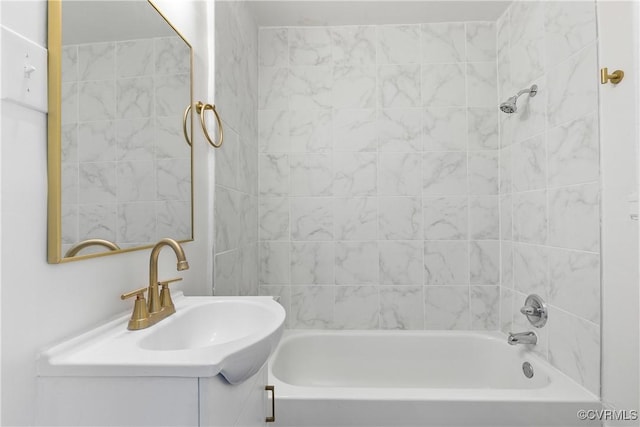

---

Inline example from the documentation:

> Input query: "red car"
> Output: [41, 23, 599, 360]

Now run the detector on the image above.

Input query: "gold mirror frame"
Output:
[47, 0, 194, 263]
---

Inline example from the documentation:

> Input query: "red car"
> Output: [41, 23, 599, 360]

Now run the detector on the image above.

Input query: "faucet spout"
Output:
[148, 238, 190, 314]
[507, 331, 537, 346]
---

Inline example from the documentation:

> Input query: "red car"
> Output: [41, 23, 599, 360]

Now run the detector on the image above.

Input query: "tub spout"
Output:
[507, 331, 537, 345]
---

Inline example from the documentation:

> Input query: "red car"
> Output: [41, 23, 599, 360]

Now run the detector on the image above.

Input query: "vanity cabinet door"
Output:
[199, 363, 268, 427]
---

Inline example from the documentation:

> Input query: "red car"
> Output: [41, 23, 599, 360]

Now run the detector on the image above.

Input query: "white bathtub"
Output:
[268, 330, 601, 427]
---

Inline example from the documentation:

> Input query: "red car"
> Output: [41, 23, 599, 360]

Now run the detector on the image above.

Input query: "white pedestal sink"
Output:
[38, 294, 286, 384]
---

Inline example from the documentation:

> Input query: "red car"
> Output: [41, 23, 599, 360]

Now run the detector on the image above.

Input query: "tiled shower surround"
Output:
[257, 22, 501, 330]
[60, 36, 191, 253]
[213, 0, 601, 397]
[497, 1, 600, 394]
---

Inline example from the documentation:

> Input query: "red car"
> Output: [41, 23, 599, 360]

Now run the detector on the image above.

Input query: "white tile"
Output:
[379, 241, 423, 285]
[470, 286, 500, 330]
[423, 152, 467, 196]
[425, 286, 469, 330]
[78, 162, 116, 204]
[118, 77, 153, 119]
[290, 154, 333, 196]
[331, 26, 376, 65]
[333, 152, 377, 196]
[259, 28, 288, 67]
[378, 153, 422, 196]
[333, 109, 377, 152]
[333, 198, 378, 240]
[548, 113, 599, 187]
[380, 286, 423, 329]
[155, 74, 190, 117]
[156, 158, 191, 201]
[78, 204, 116, 241]
[214, 186, 240, 253]
[259, 197, 289, 241]
[157, 201, 191, 241]
[259, 154, 289, 196]
[289, 28, 332, 66]
[61, 45, 78, 82]
[289, 66, 333, 109]
[335, 241, 379, 285]
[332, 66, 376, 109]
[291, 242, 334, 284]
[116, 161, 155, 202]
[379, 197, 422, 240]
[424, 241, 469, 286]
[422, 107, 467, 151]
[291, 286, 334, 328]
[290, 110, 332, 152]
[214, 250, 240, 295]
[501, 241, 514, 289]
[78, 42, 115, 81]
[548, 308, 600, 395]
[259, 110, 290, 153]
[378, 64, 422, 108]
[470, 241, 500, 285]
[548, 183, 600, 252]
[421, 63, 466, 107]
[500, 287, 514, 333]
[155, 37, 190, 74]
[469, 196, 499, 239]
[116, 118, 154, 161]
[116, 39, 154, 78]
[513, 243, 549, 297]
[78, 81, 115, 121]
[544, 1, 597, 66]
[291, 197, 333, 241]
[377, 109, 422, 152]
[467, 62, 497, 108]
[549, 248, 600, 324]
[513, 190, 547, 245]
[334, 286, 379, 329]
[423, 196, 468, 240]
[260, 242, 290, 284]
[117, 202, 156, 243]
[509, 1, 545, 87]
[78, 121, 116, 162]
[420, 23, 465, 63]
[260, 285, 292, 327]
[215, 128, 238, 189]
[259, 67, 288, 110]
[547, 43, 598, 128]
[466, 22, 496, 62]
[512, 134, 546, 192]
[468, 108, 499, 150]
[500, 194, 513, 240]
[468, 151, 499, 195]
[377, 25, 420, 64]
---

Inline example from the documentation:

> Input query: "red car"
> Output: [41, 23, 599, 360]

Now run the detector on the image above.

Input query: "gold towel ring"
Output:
[182, 104, 193, 146]
[196, 101, 224, 148]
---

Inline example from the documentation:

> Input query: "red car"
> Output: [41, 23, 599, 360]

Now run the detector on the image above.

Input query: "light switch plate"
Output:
[1, 25, 48, 113]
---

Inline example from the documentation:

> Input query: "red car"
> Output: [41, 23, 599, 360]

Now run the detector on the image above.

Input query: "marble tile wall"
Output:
[497, 1, 601, 395]
[213, 1, 260, 296]
[257, 21, 501, 330]
[60, 36, 191, 253]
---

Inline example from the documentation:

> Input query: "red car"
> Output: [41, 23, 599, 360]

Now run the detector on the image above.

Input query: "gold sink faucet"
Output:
[121, 238, 189, 330]
[148, 238, 189, 314]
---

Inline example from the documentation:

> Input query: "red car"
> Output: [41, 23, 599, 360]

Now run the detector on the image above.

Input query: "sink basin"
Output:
[37, 295, 286, 384]
[139, 299, 281, 351]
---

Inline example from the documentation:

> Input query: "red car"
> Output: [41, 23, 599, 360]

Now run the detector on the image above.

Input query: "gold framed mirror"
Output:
[47, 0, 194, 263]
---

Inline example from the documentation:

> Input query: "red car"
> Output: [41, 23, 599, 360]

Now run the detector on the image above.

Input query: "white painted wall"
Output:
[598, 0, 640, 424]
[0, 1, 212, 425]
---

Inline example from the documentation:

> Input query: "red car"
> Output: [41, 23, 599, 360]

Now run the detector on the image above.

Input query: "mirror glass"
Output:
[48, 0, 193, 263]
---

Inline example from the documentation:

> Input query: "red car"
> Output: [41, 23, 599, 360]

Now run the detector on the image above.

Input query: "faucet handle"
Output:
[120, 287, 150, 330]
[159, 277, 182, 313]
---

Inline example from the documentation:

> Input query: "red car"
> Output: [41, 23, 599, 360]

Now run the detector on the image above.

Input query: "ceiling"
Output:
[247, 1, 511, 27]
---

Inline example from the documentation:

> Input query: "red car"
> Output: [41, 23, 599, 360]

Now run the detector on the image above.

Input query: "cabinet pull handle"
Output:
[265, 385, 275, 423]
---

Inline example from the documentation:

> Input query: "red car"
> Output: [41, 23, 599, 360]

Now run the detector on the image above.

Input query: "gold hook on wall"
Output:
[601, 67, 624, 85]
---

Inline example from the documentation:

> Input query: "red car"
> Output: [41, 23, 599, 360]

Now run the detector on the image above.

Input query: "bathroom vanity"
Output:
[35, 295, 285, 426]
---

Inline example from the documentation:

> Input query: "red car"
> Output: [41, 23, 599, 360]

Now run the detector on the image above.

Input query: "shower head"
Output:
[500, 97, 518, 114]
[499, 84, 538, 114]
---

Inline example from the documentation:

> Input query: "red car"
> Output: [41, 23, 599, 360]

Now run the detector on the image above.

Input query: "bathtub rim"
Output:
[268, 329, 600, 404]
